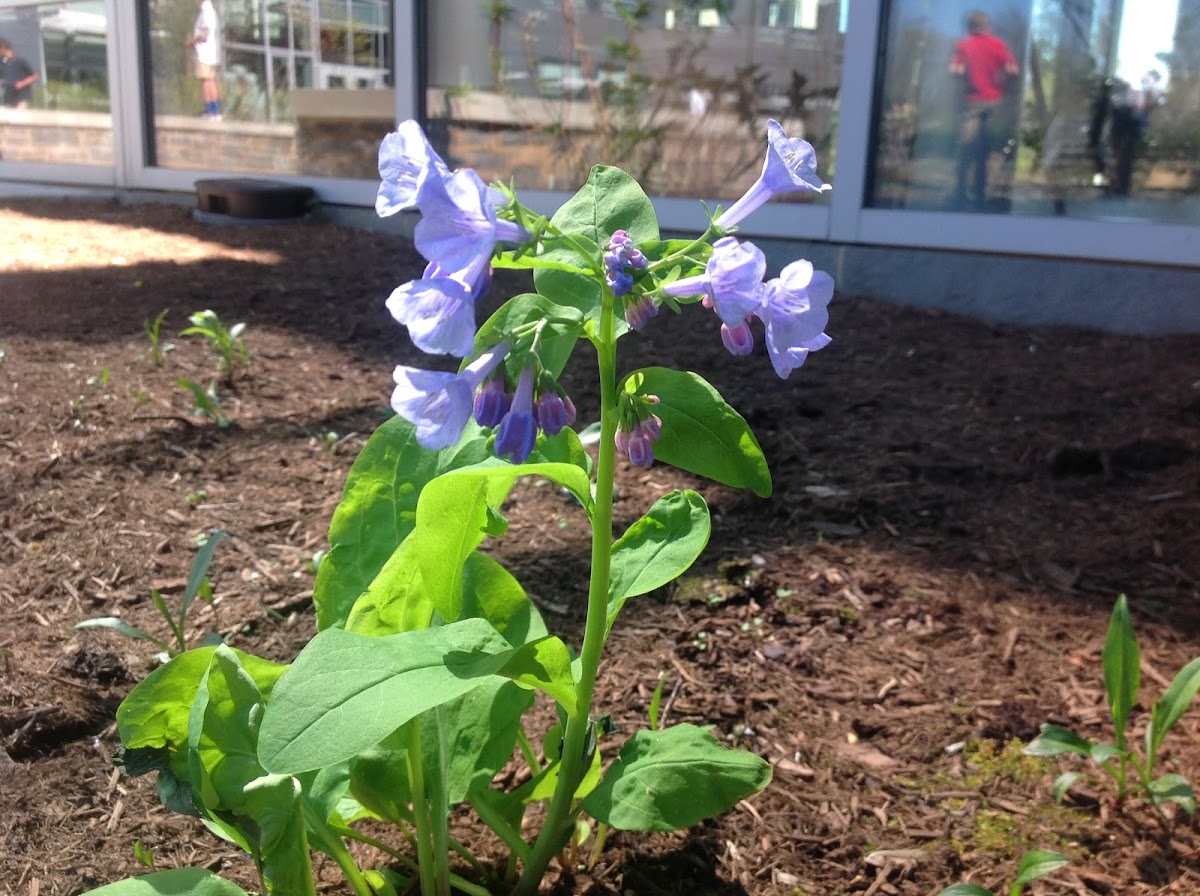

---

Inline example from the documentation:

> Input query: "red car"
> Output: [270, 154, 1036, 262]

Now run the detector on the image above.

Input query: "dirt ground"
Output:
[2, 198, 1200, 896]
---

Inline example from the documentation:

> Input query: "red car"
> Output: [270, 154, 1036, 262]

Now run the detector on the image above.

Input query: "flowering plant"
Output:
[85, 118, 834, 896]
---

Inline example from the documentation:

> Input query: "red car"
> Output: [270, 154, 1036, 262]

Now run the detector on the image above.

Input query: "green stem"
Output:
[587, 822, 610, 870]
[408, 718, 449, 896]
[303, 814, 375, 896]
[516, 725, 542, 775]
[646, 227, 717, 273]
[511, 289, 620, 896]
[471, 792, 532, 864]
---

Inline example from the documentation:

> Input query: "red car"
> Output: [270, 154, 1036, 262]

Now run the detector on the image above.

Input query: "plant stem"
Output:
[408, 718, 449, 896]
[511, 289, 619, 896]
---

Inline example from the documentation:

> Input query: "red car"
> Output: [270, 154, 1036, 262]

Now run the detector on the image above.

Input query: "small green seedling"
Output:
[180, 309, 249, 379]
[175, 378, 230, 427]
[938, 849, 1069, 896]
[140, 309, 175, 366]
[75, 530, 228, 659]
[1025, 594, 1200, 815]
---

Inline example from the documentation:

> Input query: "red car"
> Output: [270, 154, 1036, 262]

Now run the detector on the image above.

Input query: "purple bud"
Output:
[494, 365, 537, 463]
[627, 431, 655, 467]
[721, 321, 755, 356]
[624, 294, 659, 330]
[473, 371, 511, 428]
[535, 390, 574, 436]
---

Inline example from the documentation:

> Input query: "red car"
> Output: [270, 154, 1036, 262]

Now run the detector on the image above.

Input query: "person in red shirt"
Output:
[949, 10, 1018, 209]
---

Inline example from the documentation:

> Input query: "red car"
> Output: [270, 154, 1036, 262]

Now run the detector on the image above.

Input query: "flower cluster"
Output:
[380, 117, 833, 469]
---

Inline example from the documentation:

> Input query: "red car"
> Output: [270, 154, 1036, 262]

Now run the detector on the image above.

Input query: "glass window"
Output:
[868, 0, 1200, 222]
[0, 2, 112, 166]
[143, 0, 392, 178]
[424, 0, 846, 199]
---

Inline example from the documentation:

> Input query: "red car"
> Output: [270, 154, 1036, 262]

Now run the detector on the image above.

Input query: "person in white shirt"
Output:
[184, 0, 221, 119]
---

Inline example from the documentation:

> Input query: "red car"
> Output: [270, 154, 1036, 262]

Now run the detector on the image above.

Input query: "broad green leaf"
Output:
[187, 646, 269, 813]
[1148, 656, 1200, 759]
[523, 743, 604, 803]
[1012, 850, 1070, 889]
[1102, 594, 1140, 747]
[529, 426, 594, 479]
[74, 617, 171, 653]
[628, 368, 771, 497]
[473, 293, 584, 379]
[344, 535, 433, 636]
[313, 415, 491, 630]
[459, 551, 549, 646]
[1088, 742, 1122, 764]
[1148, 773, 1197, 813]
[431, 681, 533, 804]
[936, 886, 993, 896]
[240, 774, 318, 896]
[79, 868, 250, 896]
[581, 724, 771, 831]
[608, 490, 710, 631]
[1052, 771, 1082, 803]
[1023, 724, 1092, 758]
[258, 619, 516, 774]
[348, 728, 413, 825]
[498, 636, 578, 716]
[534, 165, 659, 330]
[117, 647, 286, 781]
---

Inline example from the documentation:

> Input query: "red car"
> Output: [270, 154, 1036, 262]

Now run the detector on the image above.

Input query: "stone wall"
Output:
[0, 110, 113, 166]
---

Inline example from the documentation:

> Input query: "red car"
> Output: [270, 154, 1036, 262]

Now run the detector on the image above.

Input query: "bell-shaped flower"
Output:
[662, 237, 766, 327]
[715, 120, 831, 230]
[376, 120, 452, 217]
[390, 343, 510, 450]
[624, 293, 659, 331]
[386, 254, 491, 357]
[494, 364, 538, 464]
[414, 168, 530, 273]
[755, 259, 834, 379]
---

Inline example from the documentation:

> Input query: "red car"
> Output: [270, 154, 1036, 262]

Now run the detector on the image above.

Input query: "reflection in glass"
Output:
[0, 1, 112, 166]
[869, 0, 1200, 222]
[424, 0, 846, 200]
[144, 0, 393, 177]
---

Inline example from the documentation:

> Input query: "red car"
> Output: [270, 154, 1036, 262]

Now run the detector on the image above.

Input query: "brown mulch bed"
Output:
[2, 198, 1200, 896]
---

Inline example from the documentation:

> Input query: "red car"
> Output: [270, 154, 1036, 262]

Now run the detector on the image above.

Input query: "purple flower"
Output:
[391, 343, 509, 450]
[386, 255, 490, 357]
[414, 168, 529, 273]
[624, 293, 659, 331]
[494, 365, 538, 463]
[714, 120, 831, 230]
[376, 120, 452, 217]
[720, 320, 755, 356]
[662, 237, 766, 327]
[473, 369, 511, 428]
[604, 230, 648, 298]
[620, 413, 662, 468]
[535, 388, 576, 437]
[756, 259, 834, 378]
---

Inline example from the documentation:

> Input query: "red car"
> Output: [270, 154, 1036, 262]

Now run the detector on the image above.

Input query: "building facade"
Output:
[2, 1, 1198, 332]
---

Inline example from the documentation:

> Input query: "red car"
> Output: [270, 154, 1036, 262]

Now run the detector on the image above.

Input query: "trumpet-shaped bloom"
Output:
[662, 237, 766, 327]
[494, 365, 538, 463]
[715, 120, 831, 230]
[386, 256, 491, 357]
[624, 293, 659, 331]
[535, 389, 576, 437]
[390, 343, 510, 450]
[414, 168, 529, 273]
[376, 120, 451, 217]
[756, 259, 834, 378]
[473, 369, 511, 428]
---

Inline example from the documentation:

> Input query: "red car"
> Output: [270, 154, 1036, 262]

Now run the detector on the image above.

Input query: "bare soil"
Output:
[3, 198, 1200, 896]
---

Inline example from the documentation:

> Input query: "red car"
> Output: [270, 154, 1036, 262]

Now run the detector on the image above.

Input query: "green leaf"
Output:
[497, 636, 578, 716]
[79, 868, 251, 896]
[628, 368, 771, 497]
[1148, 773, 1196, 814]
[937, 886, 994, 896]
[240, 774, 318, 896]
[491, 250, 593, 276]
[1023, 724, 1093, 758]
[258, 618, 517, 774]
[1148, 656, 1200, 759]
[74, 617, 172, 653]
[117, 647, 286, 782]
[1012, 849, 1069, 889]
[608, 490, 710, 631]
[581, 724, 771, 831]
[1052, 771, 1083, 803]
[182, 530, 226, 623]
[1102, 594, 1140, 747]
[473, 293, 584, 379]
[313, 415, 491, 630]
